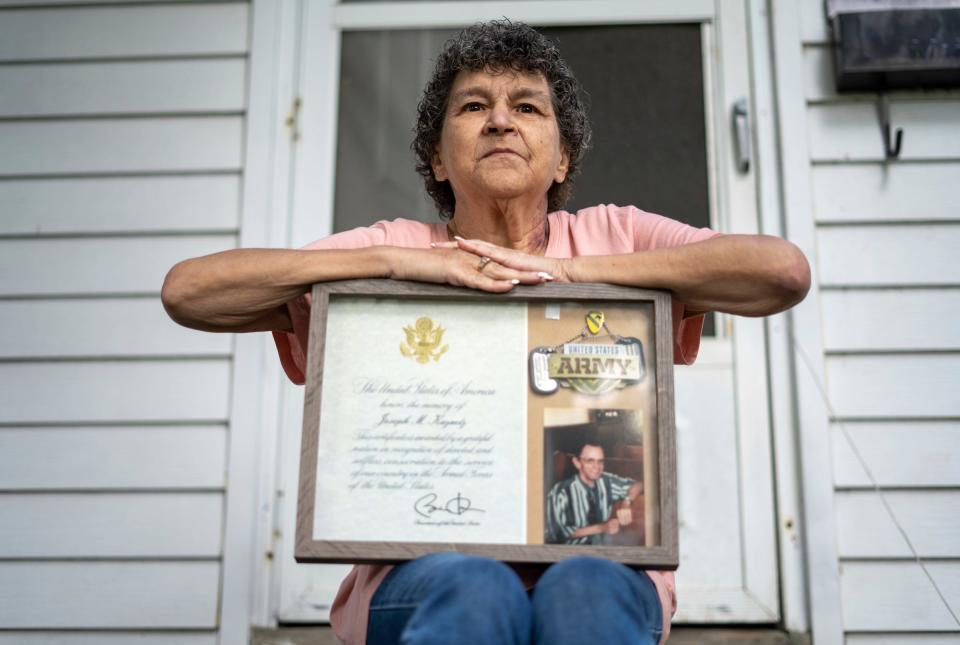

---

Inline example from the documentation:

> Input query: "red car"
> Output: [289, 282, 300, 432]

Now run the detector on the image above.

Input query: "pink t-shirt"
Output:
[273, 204, 718, 644]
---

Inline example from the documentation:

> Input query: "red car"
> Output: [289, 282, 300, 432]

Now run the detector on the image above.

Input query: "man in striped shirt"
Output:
[545, 443, 643, 545]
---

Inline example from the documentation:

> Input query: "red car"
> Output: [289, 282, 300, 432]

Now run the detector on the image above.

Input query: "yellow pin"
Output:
[586, 310, 604, 335]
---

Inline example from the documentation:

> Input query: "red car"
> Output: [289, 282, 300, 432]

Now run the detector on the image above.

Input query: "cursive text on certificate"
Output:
[346, 378, 498, 497]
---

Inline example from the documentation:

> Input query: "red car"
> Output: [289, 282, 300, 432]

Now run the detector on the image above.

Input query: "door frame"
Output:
[234, 0, 801, 632]
[220, 1, 305, 642]
[758, 0, 844, 639]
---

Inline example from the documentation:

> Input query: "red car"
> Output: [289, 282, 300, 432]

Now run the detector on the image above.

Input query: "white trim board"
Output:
[769, 1, 843, 643]
[333, 0, 715, 30]
[219, 0, 302, 642]
[710, 0, 780, 622]
[747, 0, 810, 632]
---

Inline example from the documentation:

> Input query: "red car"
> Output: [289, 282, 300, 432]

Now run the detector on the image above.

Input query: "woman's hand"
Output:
[438, 237, 571, 282]
[446, 234, 811, 317]
[389, 245, 549, 293]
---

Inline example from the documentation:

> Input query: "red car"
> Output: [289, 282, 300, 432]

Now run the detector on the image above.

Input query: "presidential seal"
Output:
[400, 316, 449, 364]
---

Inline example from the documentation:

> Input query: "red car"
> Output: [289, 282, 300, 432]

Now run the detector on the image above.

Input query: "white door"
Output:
[263, 0, 779, 625]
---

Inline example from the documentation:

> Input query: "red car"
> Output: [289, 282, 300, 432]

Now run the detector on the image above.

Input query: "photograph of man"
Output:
[545, 442, 643, 545]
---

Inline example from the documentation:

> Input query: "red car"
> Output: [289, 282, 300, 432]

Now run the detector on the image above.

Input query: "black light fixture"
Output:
[829, 0, 960, 91]
[827, 1, 960, 159]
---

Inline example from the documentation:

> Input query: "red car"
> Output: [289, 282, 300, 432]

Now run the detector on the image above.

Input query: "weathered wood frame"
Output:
[295, 279, 678, 568]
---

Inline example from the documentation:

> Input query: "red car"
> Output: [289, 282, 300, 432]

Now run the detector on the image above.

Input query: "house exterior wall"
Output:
[0, 2, 250, 643]
[791, 1, 960, 641]
[2, 0, 958, 642]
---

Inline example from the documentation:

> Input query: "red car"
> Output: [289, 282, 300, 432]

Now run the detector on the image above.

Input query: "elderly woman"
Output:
[163, 20, 808, 645]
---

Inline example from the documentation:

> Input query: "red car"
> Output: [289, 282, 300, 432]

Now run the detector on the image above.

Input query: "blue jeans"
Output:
[367, 553, 663, 645]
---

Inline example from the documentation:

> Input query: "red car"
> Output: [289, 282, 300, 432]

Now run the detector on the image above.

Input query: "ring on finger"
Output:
[476, 256, 492, 272]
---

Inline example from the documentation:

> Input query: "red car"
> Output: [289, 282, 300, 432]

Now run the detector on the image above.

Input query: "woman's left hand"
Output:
[433, 237, 571, 281]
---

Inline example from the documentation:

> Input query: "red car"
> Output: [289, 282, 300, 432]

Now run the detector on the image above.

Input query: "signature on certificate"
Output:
[414, 492, 486, 518]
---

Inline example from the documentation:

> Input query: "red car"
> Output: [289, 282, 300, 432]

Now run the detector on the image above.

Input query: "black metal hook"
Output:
[878, 93, 903, 160]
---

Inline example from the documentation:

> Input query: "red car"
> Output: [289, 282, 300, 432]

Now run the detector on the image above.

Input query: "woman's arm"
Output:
[161, 245, 547, 333]
[567, 234, 810, 317]
[452, 234, 810, 317]
[161, 247, 391, 333]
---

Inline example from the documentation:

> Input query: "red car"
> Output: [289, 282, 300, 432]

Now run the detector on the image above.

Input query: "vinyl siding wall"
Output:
[0, 2, 248, 643]
[797, 1, 960, 640]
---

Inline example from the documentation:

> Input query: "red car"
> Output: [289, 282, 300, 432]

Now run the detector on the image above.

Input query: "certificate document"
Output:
[312, 297, 528, 544]
[297, 281, 677, 568]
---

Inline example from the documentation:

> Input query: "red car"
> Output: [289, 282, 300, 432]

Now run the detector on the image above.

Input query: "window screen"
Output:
[334, 24, 714, 333]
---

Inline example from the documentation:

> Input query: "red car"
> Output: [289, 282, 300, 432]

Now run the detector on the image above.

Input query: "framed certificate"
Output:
[295, 280, 678, 568]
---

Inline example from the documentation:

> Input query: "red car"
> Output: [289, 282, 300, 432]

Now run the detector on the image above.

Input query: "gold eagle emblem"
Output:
[400, 316, 449, 364]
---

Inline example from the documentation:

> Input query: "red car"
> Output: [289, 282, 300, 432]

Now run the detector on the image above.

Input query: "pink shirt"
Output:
[274, 204, 718, 644]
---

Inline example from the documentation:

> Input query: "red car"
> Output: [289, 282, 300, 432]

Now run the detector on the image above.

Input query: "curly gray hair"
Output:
[413, 20, 592, 220]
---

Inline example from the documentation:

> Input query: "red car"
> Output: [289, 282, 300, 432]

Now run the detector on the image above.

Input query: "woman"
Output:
[163, 21, 808, 645]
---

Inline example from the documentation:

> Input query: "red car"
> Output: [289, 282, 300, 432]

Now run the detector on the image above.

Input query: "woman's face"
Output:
[432, 69, 569, 210]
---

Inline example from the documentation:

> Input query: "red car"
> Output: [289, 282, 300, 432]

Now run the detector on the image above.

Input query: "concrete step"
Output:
[252, 626, 810, 645]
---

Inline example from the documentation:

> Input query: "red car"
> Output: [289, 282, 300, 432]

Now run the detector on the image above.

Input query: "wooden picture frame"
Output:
[295, 280, 678, 568]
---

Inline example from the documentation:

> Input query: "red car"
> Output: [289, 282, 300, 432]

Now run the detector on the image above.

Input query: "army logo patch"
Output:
[530, 311, 645, 396]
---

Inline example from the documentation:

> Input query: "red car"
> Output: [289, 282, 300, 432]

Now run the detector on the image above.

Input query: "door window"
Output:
[333, 24, 714, 333]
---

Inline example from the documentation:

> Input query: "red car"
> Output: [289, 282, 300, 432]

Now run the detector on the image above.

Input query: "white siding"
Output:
[835, 491, 960, 558]
[846, 637, 960, 645]
[821, 290, 960, 352]
[0, 60, 246, 117]
[0, 4, 247, 60]
[0, 426, 227, 490]
[832, 422, 960, 489]
[794, 1, 960, 638]
[0, 1, 248, 641]
[839, 562, 960, 632]
[846, 632, 957, 645]
[0, 117, 243, 174]
[0, 360, 232, 423]
[812, 163, 960, 224]
[0, 298, 232, 358]
[0, 493, 223, 557]
[0, 635, 216, 645]
[0, 561, 221, 628]
[0, 175, 240, 235]
[807, 101, 960, 162]
[817, 224, 959, 286]
[799, 0, 829, 44]
[0, 236, 235, 296]
[825, 354, 959, 419]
